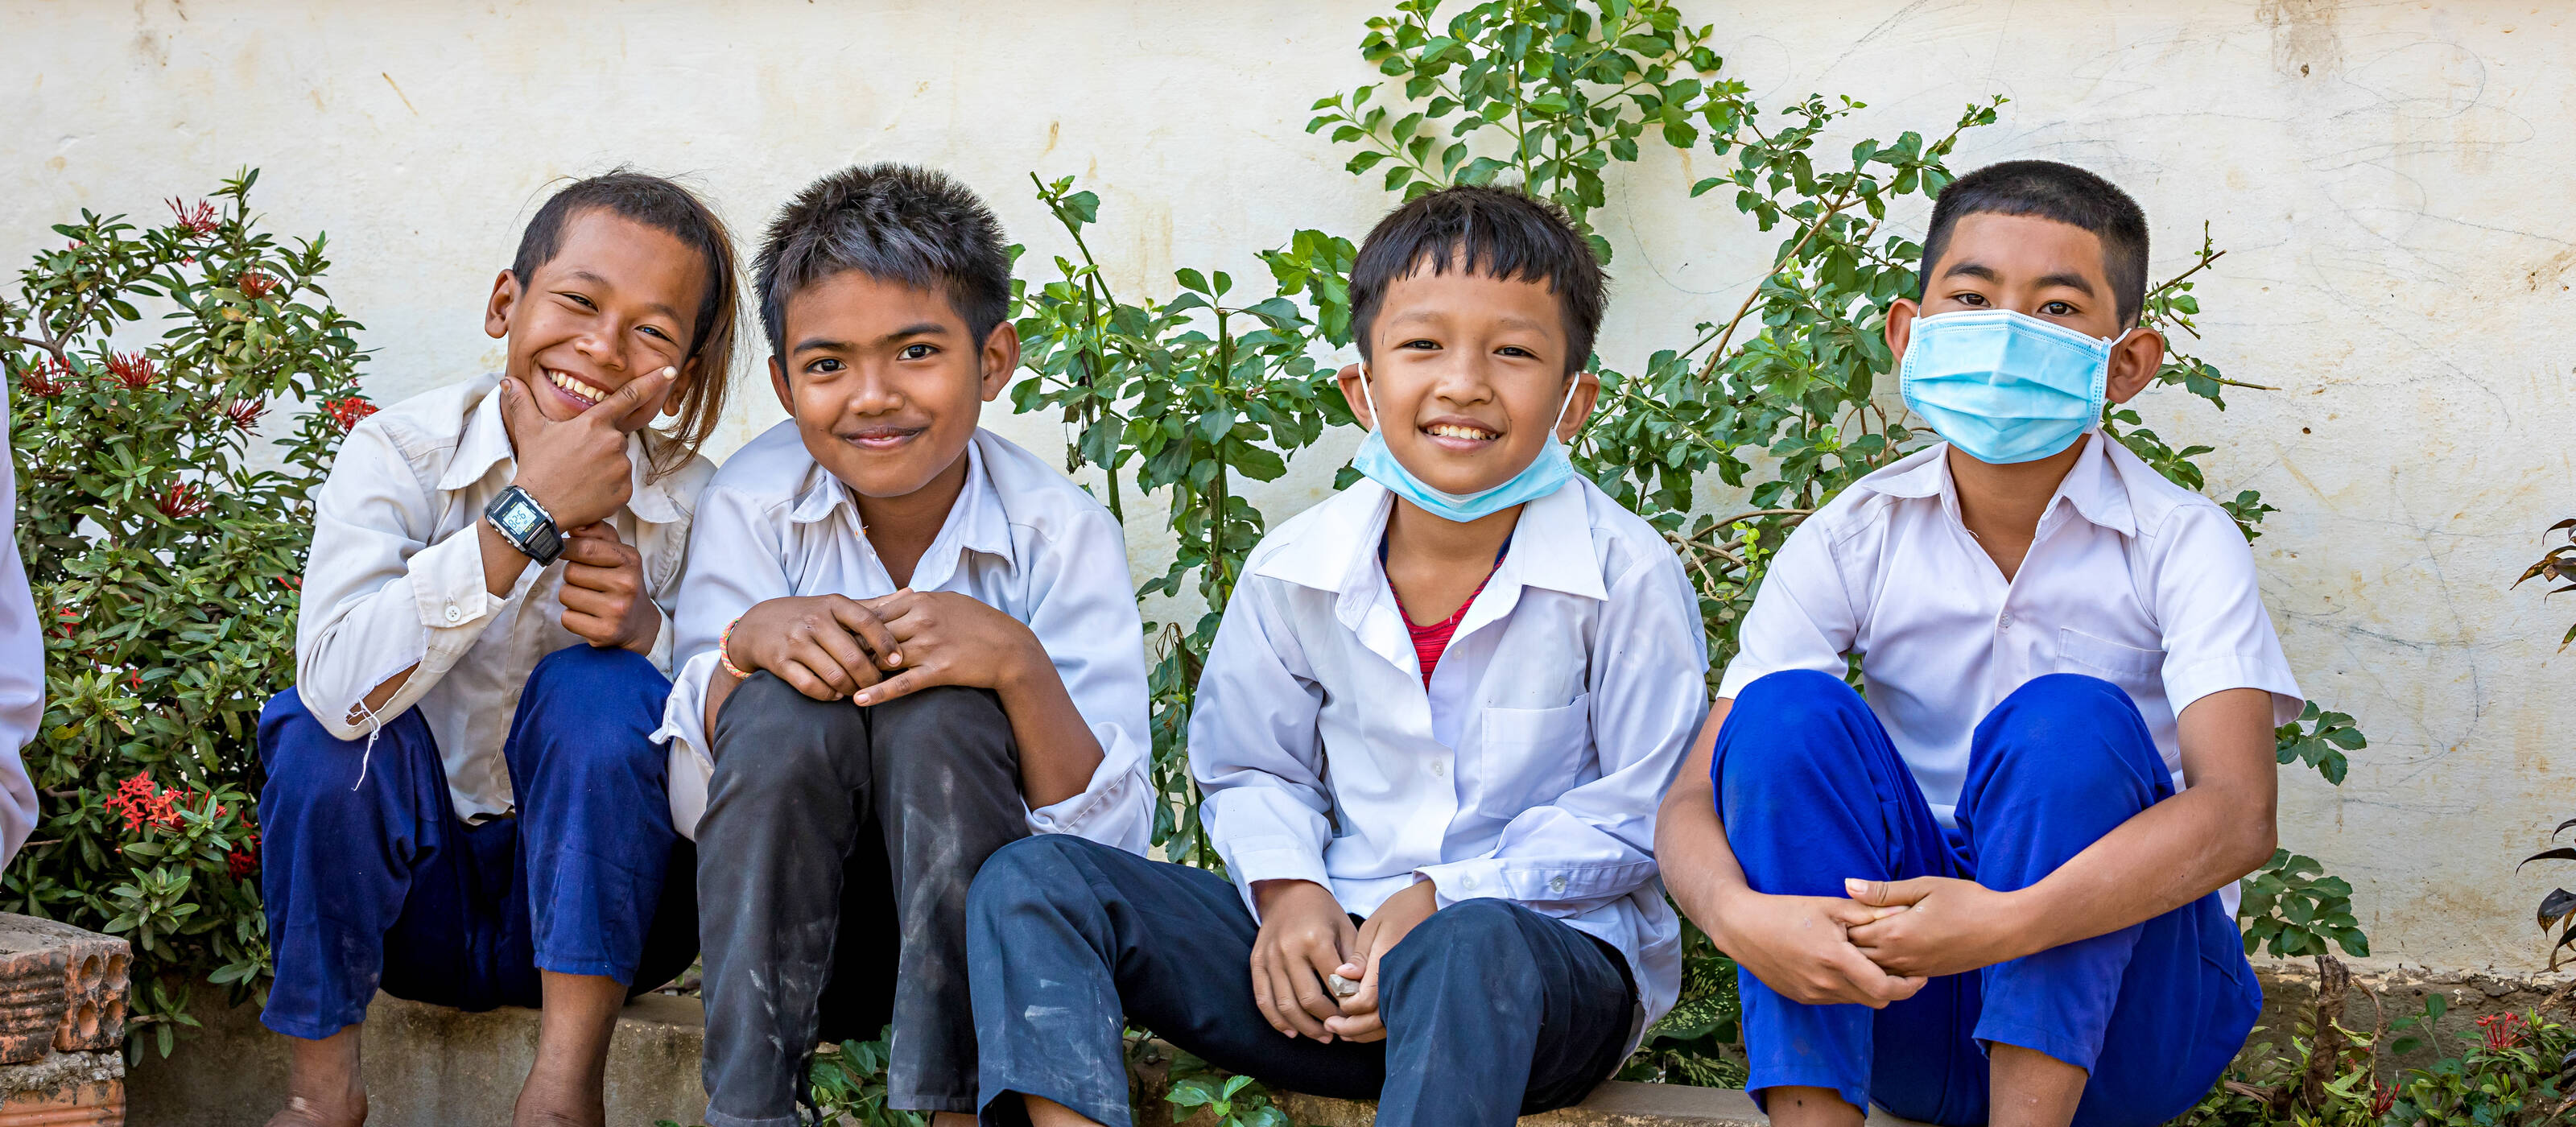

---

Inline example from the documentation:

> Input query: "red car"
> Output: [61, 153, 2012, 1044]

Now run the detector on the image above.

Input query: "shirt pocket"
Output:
[2055, 627, 2164, 704]
[1476, 693, 1594, 815]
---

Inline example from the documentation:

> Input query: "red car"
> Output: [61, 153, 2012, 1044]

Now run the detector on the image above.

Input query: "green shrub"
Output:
[0, 170, 367, 1055]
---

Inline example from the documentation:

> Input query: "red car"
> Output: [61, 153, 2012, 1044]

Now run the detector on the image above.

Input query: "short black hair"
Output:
[754, 163, 1011, 360]
[511, 168, 741, 477]
[1918, 159, 2150, 326]
[1348, 185, 1606, 377]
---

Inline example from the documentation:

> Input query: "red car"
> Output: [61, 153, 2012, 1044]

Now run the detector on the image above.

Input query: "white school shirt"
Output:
[1717, 436, 2302, 912]
[1191, 477, 1708, 1030]
[295, 374, 712, 823]
[653, 423, 1154, 851]
[0, 386, 43, 868]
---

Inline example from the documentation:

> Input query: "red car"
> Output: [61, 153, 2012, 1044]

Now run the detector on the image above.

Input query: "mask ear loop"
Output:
[1356, 365, 1381, 432]
[1550, 373, 1580, 441]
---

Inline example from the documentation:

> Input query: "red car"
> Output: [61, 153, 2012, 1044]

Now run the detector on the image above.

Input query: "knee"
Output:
[526, 644, 665, 716]
[1385, 899, 1539, 993]
[872, 685, 1014, 781]
[968, 835, 1101, 920]
[1715, 669, 1869, 795]
[708, 672, 862, 790]
[1967, 675, 2161, 811]
[258, 691, 403, 818]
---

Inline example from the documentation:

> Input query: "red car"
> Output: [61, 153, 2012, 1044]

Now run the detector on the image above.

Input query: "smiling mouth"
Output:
[840, 426, 926, 451]
[546, 368, 611, 407]
[1422, 422, 1500, 443]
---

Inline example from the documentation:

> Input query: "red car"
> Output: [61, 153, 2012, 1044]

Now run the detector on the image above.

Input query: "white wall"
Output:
[7, 0, 2572, 971]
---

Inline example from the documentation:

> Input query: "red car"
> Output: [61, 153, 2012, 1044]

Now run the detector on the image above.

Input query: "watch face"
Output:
[498, 498, 540, 536]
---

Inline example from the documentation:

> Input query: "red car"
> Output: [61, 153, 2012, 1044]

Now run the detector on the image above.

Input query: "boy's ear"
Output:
[2103, 327, 2166, 406]
[1555, 370, 1602, 442]
[1335, 363, 1373, 431]
[1883, 297, 1921, 362]
[976, 321, 1023, 402]
[770, 356, 794, 416]
[485, 270, 521, 341]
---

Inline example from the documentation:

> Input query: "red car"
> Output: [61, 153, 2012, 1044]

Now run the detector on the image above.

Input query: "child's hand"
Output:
[848, 590, 1045, 707]
[1249, 879, 1358, 1042]
[1715, 889, 1927, 1008]
[558, 523, 658, 654]
[497, 366, 675, 530]
[1321, 879, 1440, 1043]
[729, 594, 904, 701]
[1843, 876, 2025, 979]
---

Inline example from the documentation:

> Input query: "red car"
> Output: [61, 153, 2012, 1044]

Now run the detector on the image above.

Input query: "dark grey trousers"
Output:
[699, 674, 1028, 1127]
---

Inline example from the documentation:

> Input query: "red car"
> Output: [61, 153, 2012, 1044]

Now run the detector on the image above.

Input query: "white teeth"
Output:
[547, 369, 608, 405]
[1426, 423, 1496, 440]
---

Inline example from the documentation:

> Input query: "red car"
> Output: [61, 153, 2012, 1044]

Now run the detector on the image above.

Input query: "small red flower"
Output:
[275, 575, 302, 591]
[2479, 1012, 2527, 1051]
[101, 772, 181, 833]
[237, 270, 278, 300]
[221, 398, 266, 431]
[155, 481, 208, 519]
[166, 197, 219, 238]
[2371, 1080, 2396, 1117]
[324, 396, 379, 431]
[227, 835, 260, 880]
[18, 357, 69, 398]
[105, 352, 156, 390]
[179, 255, 196, 266]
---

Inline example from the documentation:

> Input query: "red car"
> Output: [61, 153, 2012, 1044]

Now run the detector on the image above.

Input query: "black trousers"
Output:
[699, 674, 1029, 1127]
[966, 835, 1638, 1127]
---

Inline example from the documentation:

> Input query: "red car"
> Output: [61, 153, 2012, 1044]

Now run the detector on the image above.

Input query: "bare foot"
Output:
[270, 1026, 367, 1127]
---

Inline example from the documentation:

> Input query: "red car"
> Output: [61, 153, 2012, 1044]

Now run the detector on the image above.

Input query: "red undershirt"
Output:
[1385, 538, 1511, 687]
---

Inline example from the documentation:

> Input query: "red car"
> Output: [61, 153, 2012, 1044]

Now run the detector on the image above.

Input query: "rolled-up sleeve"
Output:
[1715, 515, 1859, 701]
[2148, 503, 2303, 724]
[295, 419, 526, 740]
[1018, 508, 1154, 852]
[652, 483, 794, 839]
[1416, 550, 1709, 914]
[1191, 577, 1334, 919]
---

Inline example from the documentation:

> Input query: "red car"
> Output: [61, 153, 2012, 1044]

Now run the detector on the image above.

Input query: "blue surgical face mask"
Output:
[1350, 367, 1577, 522]
[1898, 308, 2133, 465]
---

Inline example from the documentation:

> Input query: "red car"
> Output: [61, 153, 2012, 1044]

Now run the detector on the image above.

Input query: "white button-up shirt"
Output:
[1719, 436, 2302, 911]
[295, 374, 712, 822]
[0, 386, 43, 868]
[1192, 477, 1708, 1029]
[653, 423, 1153, 851]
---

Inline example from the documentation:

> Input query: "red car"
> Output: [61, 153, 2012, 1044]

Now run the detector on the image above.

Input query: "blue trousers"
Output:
[967, 835, 1637, 1127]
[258, 645, 698, 1039]
[1716, 671, 2259, 1127]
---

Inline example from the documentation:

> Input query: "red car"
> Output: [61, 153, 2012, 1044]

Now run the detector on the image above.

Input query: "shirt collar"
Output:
[1253, 477, 1608, 604]
[784, 432, 1016, 582]
[1851, 434, 2136, 538]
[436, 375, 687, 524]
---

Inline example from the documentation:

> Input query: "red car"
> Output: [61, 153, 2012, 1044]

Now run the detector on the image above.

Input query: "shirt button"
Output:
[1998, 613, 2013, 631]
[1430, 761, 1447, 777]
[444, 604, 462, 624]
[1460, 875, 1477, 890]
[1548, 877, 1568, 894]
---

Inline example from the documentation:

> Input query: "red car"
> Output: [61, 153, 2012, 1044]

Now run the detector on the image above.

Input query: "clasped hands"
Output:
[724, 589, 1042, 705]
[1722, 875, 2033, 1009]
[1249, 878, 1441, 1044]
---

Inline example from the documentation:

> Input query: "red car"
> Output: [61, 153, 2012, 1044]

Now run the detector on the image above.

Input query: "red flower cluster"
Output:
[227, 833, 261, 880]
[325, 396, 379, 431]
[103, 773, 182, 832]
[222, 398, 266, 431]
[2479, 1012, 2527, 1051]
[155, 481, 208, 519]
[51, 608, 76, 640]
[167, 197, 219, 238]
[18, 357, 69, 398]
[2371, 1080, 2396, 1117]
[105, 352, 156, 390]
[237, 270, 278, 300]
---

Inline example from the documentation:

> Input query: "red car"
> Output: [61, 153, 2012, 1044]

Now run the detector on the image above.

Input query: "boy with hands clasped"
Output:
[967, 186, 1707, 1127]
[1657, 161, 2298, 1127]
[258, 172, 740, 1127]
[659, 163, 1151, 1127]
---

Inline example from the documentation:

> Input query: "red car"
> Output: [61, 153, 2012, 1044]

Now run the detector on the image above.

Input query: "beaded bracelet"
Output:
[718, 614, 752, 680]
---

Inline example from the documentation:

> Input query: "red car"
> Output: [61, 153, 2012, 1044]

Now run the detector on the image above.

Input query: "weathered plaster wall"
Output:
[5, 1, 2570, 970]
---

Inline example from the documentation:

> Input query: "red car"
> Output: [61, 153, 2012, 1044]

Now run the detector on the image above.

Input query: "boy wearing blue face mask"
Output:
[1656, 160, 2301, 1127]
[964, 187, 1708, 1127]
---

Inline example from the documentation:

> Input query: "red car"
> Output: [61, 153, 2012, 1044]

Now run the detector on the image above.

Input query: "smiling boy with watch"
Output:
[1655, 161, 2301, 1127]
[655, 163, 1150, 1127]
[256, 171, 740, 1127]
